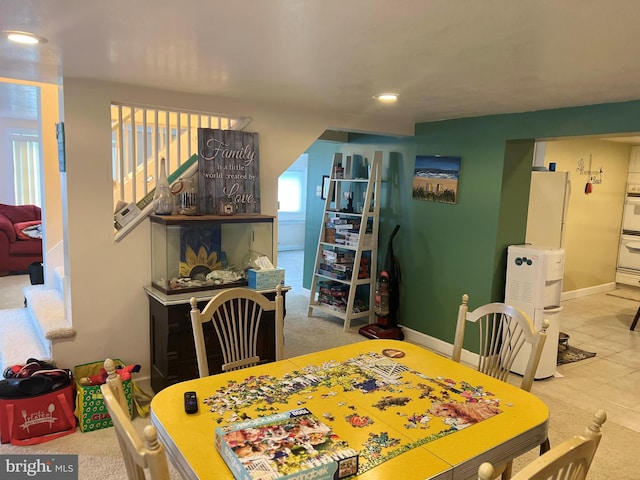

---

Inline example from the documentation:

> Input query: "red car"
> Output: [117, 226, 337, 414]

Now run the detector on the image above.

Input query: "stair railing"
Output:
[111, 103, 250, 241]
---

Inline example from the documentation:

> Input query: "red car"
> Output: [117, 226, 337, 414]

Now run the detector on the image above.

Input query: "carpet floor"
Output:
[0, 274, 29, 310]
[0, 414, 178, 479]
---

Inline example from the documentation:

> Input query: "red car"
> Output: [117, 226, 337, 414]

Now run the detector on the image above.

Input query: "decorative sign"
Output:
[198, 129, 260, 214]
[576, 154, 603, 185]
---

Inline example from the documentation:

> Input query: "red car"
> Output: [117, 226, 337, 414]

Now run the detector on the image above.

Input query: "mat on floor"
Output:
[557, 345, 596, 365]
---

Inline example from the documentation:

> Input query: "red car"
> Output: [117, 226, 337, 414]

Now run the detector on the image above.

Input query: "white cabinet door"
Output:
[629, 146, 640, 173]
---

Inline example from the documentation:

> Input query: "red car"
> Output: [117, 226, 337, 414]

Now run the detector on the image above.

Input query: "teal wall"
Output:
[304, 100, 640, 348]
[304, 141, 343, 284]
[303, 136, 417, 291]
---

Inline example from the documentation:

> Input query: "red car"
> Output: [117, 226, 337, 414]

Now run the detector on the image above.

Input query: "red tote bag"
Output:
[0, 383, 76, 445]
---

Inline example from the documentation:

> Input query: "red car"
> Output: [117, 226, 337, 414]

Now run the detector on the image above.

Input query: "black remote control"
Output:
[184, 391, 198, 414]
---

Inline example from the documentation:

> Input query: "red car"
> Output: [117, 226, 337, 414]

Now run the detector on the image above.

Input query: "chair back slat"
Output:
[190, 286, 284, 377]
[248, 302, 263, 361]
[244, 299, 258, 359]
[226, 300, 240, 362]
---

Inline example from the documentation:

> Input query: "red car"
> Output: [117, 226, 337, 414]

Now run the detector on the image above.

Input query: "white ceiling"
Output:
[4, 0, 640, 135]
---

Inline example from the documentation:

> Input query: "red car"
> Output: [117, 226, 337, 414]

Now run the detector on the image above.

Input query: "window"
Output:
[278, 154, 308, 221]
[278, 171, 304, 212]
[11, 130, 41, 206]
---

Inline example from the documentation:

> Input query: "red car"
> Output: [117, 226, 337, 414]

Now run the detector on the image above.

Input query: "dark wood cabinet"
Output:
[146, 287, 287, 392]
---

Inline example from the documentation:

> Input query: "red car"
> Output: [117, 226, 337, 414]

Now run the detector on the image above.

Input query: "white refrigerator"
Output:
[525, 171, 571, 249]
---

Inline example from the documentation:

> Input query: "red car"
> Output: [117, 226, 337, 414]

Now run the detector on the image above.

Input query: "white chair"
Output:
[100, 358, 170, 480]
[190, 285, 284, 376]
[453, 293, 550, 479]
[453, 293, 549, 393]
[478, 409, 607, 480]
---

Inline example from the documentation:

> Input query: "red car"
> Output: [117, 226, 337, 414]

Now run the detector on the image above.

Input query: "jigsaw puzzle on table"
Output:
[204, 351, 505, 476]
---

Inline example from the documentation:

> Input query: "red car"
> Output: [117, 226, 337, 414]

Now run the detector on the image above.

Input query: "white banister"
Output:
[111, 102, 251, 241]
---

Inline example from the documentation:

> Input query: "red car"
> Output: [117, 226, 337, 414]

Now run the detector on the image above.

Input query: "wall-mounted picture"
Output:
[321, 175, 334, 201]
[412, 155, 461, 204]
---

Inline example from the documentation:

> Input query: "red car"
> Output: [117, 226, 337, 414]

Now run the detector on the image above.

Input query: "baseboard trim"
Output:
[400, 325, 479, 365]
[561, 282, 616, 301]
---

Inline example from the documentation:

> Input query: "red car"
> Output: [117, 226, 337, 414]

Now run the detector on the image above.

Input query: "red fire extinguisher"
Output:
[375, 270, 390, 322]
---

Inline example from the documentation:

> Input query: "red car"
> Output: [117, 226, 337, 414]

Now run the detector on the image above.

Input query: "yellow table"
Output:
[151, 340, 548, 480]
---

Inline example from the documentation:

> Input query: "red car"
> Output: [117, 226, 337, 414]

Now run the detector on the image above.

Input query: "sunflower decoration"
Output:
[179, 245, 223, 280]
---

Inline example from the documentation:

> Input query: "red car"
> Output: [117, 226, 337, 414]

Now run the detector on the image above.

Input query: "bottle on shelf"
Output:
[153, 157, 174, 215]
[172, 175, 199, 215]
[333, 162, 344, 179]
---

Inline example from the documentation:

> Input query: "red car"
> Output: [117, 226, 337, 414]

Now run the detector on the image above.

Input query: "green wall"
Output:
[304, 99, 640, 348]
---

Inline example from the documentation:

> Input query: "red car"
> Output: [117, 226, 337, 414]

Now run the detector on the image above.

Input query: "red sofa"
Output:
[0, 203, 43, 276]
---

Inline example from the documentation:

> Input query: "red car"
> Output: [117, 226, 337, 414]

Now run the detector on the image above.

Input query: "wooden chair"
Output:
[190, 285, 284, 376]
[100, 358, 170, 480]
[453, 293, 550, 479]
[478, 409, 607, 480]
[453, 293, 549, 393]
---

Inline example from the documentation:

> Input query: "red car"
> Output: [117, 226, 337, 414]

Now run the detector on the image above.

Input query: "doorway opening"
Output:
[277, 153, 308, 294]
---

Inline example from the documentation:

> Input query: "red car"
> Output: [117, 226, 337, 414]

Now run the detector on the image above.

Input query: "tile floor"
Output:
[532, 287, 640, 433]
[278, 249, 640, 434]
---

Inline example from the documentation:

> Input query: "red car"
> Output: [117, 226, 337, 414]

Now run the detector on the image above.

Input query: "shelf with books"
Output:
[308, 151, 381, 330]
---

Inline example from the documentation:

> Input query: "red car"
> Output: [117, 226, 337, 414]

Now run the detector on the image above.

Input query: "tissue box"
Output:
[247, 267, 285, 289]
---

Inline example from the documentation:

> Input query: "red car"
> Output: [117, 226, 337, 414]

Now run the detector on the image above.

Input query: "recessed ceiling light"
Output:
[5, 30, 47, 45]
[374, 93, 399, 103]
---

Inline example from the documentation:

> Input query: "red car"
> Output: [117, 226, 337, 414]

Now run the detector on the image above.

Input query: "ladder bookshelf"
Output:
[308, 151, 381, 331]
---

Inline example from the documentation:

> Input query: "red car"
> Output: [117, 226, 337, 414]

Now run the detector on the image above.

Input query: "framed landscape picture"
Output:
[412, 155, 461, 204]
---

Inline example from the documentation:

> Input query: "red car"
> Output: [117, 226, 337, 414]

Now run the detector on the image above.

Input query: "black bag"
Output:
[0, 358, 72, 398]
[28, 262, 44, 285]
